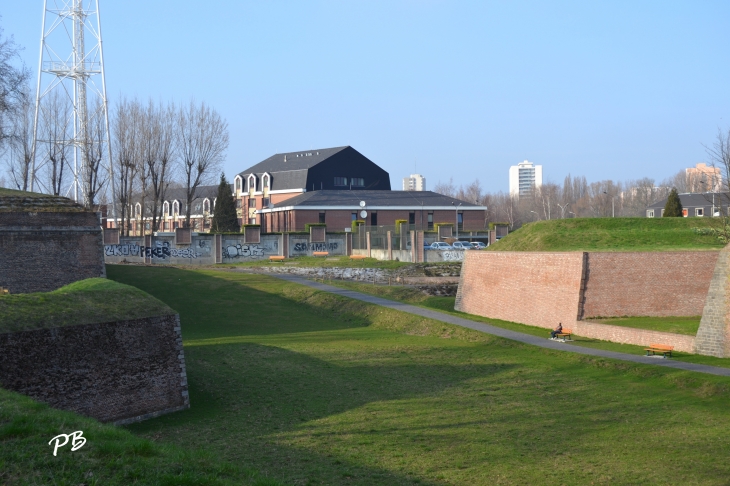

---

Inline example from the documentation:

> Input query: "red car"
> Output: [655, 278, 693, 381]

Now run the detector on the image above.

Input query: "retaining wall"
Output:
[0, 211, 106, 293]
[0, 314, 189, 424]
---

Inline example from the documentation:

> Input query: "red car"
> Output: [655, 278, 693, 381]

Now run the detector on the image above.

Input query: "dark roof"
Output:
[238, 146, 348, 175]
[268, 190, 485, 209]
[647, 193, 730, 209]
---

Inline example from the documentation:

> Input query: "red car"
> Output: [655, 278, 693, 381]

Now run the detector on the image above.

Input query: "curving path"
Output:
[269, 273, 730, 377]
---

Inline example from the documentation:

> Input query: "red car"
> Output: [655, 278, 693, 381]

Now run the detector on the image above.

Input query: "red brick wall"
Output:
[456, 251, 585, 329]
[573, 321, 696, 352]
[582, 252, 718, 318]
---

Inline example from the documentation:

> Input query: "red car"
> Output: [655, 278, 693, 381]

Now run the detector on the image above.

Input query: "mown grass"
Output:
[0, 387, 281, 485]
[587, 316, 702, 336]
[108, 265, 730, 485]
[0, 278, 175, 333]
[325, 279, 730, 369]
[221, 255, 414, 269]
[489, 217, 725, 251]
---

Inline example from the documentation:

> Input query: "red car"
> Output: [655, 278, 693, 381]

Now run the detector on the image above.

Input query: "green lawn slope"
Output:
[0, 278, 175, 334]
[489, 217, 725, 252]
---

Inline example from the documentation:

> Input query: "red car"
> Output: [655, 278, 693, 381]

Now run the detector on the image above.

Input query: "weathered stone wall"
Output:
[0, 211, 105, 293]
[582, 252, 717, 318]
[694, 247, 730, 357]
[0, 315, 189, 424]
[455, 251, 586, 328]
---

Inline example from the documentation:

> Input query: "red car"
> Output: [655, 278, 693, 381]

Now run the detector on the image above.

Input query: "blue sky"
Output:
[4, 1, 730, 192]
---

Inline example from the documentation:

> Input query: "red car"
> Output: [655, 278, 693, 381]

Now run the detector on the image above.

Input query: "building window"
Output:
[427, 212, 433, 230]
[334, 177, 347, 186]
[248, 198, 256, 208]
[457, 212, 463, 230]
[247, 174, 256, 192]
[409, 212, 415, 225]
[236, 199, 242, 208]
[263, 197, 270, 207]
[235, 177, 242, 193]
[173, 201, 179, 216]
[647, 209, 654, 218]
[351, 177, 365, 187]
[351, 212, 357, 221]
[163, 201, 169, 217]
[319, 212, 326, 224]
[371, 212, 377, 225]
[696, 208, 704, 217]
[262, 173, 270, 189]
[203, 199, 210, 213]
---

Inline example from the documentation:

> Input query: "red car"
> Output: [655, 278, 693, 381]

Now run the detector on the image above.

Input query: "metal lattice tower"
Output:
[30, 0, 114, 209]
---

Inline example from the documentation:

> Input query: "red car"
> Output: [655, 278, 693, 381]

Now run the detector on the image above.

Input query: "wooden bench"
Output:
[313, 251, 329, 257]
[349, 255, 367, 260]
[645, 343, 674, 358]
[552, 329, 573, 342]
[269, 256, 286, 262]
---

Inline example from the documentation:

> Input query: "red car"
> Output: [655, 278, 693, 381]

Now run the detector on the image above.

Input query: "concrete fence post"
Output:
[387, 230, 392, 261]
[366, 232, 371, 258]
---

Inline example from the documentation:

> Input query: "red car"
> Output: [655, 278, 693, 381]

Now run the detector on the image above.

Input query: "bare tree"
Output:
[112, 98, 141, 236]
[433, 178, 457, 198]
[144, 101, 176, 233]
[38, 91, 72, 196]
[0, 23, 30, 150]
[5, 85, 33, 191]
[176, 100, 228, 228]
[704, 129, 730, 240]
[80, 99, 108, 207]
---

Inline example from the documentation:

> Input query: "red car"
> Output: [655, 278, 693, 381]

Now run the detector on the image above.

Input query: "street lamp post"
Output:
[603, 191, 615, 217]
[557, 203, 570, 219]
[452, 202, 462, 239]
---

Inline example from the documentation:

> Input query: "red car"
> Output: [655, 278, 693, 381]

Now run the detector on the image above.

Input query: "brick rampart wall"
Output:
[695, 246, 730, 357]
[0, 315, 189, 424]
[0, 211, 105, 294]
[582, 252, 718, 318]
[574, 321, 696, 353]
[455, 251, 585, 328]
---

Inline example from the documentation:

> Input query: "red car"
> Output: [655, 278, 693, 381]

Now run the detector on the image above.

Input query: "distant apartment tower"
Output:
[403, 174, 426, 191]
[509, 160, 543, 196]
[686, 163, 722, 192]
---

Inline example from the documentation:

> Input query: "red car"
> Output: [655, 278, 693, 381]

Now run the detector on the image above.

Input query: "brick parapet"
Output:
[0, 314, 190, 424]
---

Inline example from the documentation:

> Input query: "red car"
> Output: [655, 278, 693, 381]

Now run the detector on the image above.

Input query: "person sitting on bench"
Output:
[550, 322, 563, 339]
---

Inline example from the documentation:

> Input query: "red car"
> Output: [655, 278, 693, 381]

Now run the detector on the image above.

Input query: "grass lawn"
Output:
[587, 316, 702, 336]
[490, 217, 725, 252]
[108, 265, 730, 485]
[0, 278, 174, 333]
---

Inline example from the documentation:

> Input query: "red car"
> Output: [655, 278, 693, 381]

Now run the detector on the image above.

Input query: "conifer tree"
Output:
[663, 187, 683, 217]
[211, 173, 239, 232]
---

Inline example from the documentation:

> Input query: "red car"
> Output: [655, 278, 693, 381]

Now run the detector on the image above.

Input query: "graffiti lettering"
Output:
[104, 241, 201, 259]
[441, 251, 465, 262]
[104, 244, 140, 257]
[292, 242, 339, 252]
[223, 244, 266, 259]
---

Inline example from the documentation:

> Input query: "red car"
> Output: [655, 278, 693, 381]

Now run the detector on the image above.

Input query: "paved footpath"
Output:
[268, 273, 730, 377]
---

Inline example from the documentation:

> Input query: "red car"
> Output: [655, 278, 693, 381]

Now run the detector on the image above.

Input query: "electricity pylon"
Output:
[30, 0, 114, 210]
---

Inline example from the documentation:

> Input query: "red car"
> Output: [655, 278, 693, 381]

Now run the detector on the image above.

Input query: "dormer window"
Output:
[173, 200, 180, 216]
[247, 174, 257, 192]
[163, 201, 169, 217]
[234, 176, 242, 193]
[135, 203, 142, 217]
[262, 173, 271, 190]
[334, 177, 347, 186]
[351, 178, 365, 187]
[203, 198, 210, 213]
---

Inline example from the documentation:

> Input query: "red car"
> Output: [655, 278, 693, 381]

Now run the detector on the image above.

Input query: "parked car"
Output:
[430, 242, 453, 250]
[469, 241, 487, 250]
[451, 241, 471, 250]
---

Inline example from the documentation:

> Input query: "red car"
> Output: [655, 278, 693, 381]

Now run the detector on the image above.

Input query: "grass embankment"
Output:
[106, 265, 730, 485]
[490, 217, 725, 251]
[588, 316, 702, 336]
[222, 255, 414, 270]
[0, 387, 279, 485]
[0, 278, 175, 333]
[323, 280, 730, 368]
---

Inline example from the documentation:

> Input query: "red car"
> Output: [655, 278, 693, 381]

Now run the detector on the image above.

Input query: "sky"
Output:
[3, 0, 730, 193]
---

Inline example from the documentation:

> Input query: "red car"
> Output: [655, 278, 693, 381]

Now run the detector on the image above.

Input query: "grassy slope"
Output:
[489, 217, 725, 251]
[0, 388, 280, 485]
[0, 278, 175, 333]
[588, 316, 702, 336]
[107, 265, 730, 485]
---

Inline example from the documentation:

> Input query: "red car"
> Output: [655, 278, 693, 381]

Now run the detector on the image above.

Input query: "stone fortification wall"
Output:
[0, 211, 105, 293]
[455, 251, 586, 328]
[0, 315, 189, 424]
[694, 246, 730, 357]
[582, 252, 717, 318]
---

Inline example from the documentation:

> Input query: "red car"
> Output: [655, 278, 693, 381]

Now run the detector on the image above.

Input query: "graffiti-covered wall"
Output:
[104, 233, 347, 265]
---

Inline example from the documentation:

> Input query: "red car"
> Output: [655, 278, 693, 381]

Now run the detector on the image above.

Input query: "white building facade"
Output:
[509, 160, 543, 197]
[402, 174, 426, 191]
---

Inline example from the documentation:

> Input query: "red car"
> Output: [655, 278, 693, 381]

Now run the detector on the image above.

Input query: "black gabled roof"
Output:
[647, 192, 730, 209]
[269, 190, 484, 209]
[238, 146, 348, 175]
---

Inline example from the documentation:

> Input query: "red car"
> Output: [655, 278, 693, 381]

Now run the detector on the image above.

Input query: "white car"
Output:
[451, 241, 471, 250]
[469, 241, 487, 250]
[430, 242, 453, 250]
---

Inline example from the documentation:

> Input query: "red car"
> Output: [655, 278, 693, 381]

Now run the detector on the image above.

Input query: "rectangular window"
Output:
[351, 212, 357, 221]
[409, 212, 416, 225]
[334, 177, 348, 186]
[236, 199, 242, 208]
[647, 209, 654, 218]
[319, 212, 326, 224]
[351, 178, 365, 187]
[427, 212, 434, 230]
[457, 212, 463, 230]
[263, 197, 270, 207]
[696, 208, 704, 216]
[371, 212, 377, 225]
[248, 198, 256, 208]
